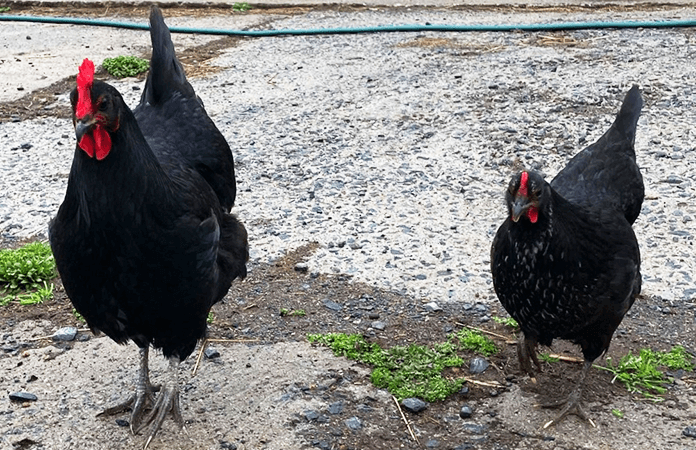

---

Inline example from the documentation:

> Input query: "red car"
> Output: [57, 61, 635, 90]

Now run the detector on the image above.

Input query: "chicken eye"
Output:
[98, 99, 108, 112]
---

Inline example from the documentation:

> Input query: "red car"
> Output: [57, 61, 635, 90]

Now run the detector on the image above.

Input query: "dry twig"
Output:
[393, 395, 420, 446]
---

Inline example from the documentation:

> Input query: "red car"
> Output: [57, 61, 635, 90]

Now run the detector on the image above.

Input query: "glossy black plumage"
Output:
[490, 86, 644, 425]
[49, 6, 247, 443]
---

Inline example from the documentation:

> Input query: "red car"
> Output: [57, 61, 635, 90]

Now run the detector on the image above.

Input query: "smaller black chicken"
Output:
[491, 86, 644, 427]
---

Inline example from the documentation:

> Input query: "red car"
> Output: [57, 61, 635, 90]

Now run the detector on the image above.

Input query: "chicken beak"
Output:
[75, 116, 96, 142]
[511, 197, 528, 222]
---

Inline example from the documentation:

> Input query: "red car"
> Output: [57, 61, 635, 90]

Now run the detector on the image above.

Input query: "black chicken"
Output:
[490, 86, 644, 427]
[49, 7, 248, 446]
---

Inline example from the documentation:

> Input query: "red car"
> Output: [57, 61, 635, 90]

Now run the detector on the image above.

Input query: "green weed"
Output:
[207, 311, 214, 324]
[454, 329, 498, 357]
[73, 308, 86, 323]
[0, 241, 56, 295]
[492, 315, 519, 329]
[597, 346, 694, 399]
[0, 7, 10, 12]
[612, 408, 624, 418]
[102, 56, 149, 78]
[232, 2, 251, 11]
[308, 333, 466, 401]
[540, 353, 560, 363]
[17, 281, 54, 305]
[280, 308, 306, 317]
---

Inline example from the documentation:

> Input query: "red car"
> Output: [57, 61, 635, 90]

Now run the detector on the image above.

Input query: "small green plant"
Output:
[207, 312, 214, 324]
[0, 241, 56, 295]
[540, 353, 560, 363]
[280, 308, 306, 317]
[232, 2, 251, 11]
[308, 333, 465, 401]
[17, 281, 54, 305]
[598, 346, 694, 399]
[73, 308, 86, 323]
[454, 329, 498, 357]
[492, 315, 519, 329]
[0, 7, 11, 13]
[102, 56, 149, 78]
[612, 408, 624, 418]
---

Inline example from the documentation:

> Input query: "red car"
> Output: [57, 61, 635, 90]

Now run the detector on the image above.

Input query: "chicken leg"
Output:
[98, 346, 159, 432]
[540, 360, 596, 428]
[135, 356, 184, 449]
[518, 333, 542, 376]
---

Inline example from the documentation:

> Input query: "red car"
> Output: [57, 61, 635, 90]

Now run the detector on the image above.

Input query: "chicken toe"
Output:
[539, 360, 595, 428]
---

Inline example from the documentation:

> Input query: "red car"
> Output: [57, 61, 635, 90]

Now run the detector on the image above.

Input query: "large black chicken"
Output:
[490, 86, 644, 427]
[49, 7, 248, 446]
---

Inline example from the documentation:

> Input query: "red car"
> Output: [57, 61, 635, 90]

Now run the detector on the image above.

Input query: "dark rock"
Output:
[453, 445, 475, 450]
[295, 263, 309, 273]
[304, 410, 320, 421]
[115, 419, 129, 427]
[52, 327, 77, 342]
[402, 397, 428, 413]
[368, 313, 380, 320]
[345, 416, 362, 430]
[424, 301, 441, 312]
[322, 299, 343, 311]
[459, 386, 470, 396]
[459, 405, 473, 419]
[9, 392, 37, 402]
[489, 389, 499, 397]
[683, 426, 696, 438]
[204, 347, 220, 359]
[469, 357, 489, 374]
[328, 401, 344, 415]
[220, 441, 237, 450]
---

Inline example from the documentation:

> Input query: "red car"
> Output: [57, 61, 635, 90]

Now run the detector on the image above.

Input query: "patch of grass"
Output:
[102, 56, 149, 78]
[598, 346, 694, 399]
[0, 6, 10, 12]
[17, 281, 54, 305]
[207, 311, 214, 324]
[232, 2, 251, 11]
[280, 308, 306, 317]
[0, 242, 56, 295]
[612, 408, 624, 418]
[453, 329, 498, 357]
[492, 315, 519, 329]
[540, 353, 560, 363]
[308, 333, 466, 401]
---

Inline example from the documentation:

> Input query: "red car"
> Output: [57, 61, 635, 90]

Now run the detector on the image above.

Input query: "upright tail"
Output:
[610, 85, 643, 150]
[140, 6, 196, 106]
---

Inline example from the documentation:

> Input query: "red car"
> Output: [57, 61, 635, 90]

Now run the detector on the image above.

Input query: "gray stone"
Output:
[462, 422, 486, 434]
[322, 299, 343, 311]
[424, 301, 441, 312]
[328, 401, 344, 415]
[469, 357, 489, 374]
[9, 392, 37, 402]
[204, 347, 220, 359]
[52, 327, 78, 342]
[459, 405, 473, 419]
[401, 397, 428, 413]
[345, 416, 362, 430]
[683, 426, 696, 438]
[371, 321, 386, 330]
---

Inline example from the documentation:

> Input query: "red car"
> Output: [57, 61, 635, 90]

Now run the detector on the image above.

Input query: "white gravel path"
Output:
[2, 6, 696, 308]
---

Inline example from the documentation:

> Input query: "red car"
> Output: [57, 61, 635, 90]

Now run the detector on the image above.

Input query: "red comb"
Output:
[519, 171, 529, 196]
[76, 59, 95, 119]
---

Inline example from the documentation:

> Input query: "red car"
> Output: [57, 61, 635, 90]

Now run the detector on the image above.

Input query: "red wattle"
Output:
[78, 134, 95, 158]
[93, 126, 112, 160]
[528, 206, 539, 223]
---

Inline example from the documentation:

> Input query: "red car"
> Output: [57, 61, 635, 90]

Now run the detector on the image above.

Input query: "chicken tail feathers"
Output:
[141, 6, 196, 106]
[610, 85, 643, 149]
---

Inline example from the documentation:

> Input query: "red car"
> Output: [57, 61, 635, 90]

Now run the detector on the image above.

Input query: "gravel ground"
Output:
[2, 4, 696, 450]
[3, 6, 696, 304]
